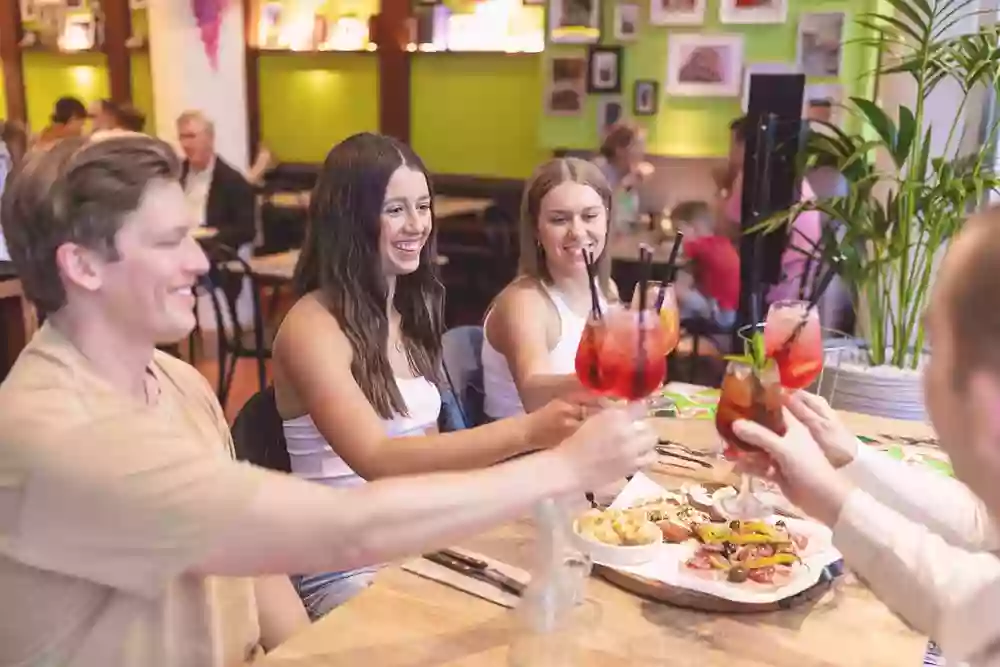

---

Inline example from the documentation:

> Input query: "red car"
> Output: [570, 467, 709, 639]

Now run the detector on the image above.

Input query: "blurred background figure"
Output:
[35, 96, 89, 150]
[593, 121, 655, 231]
[91, 99, 147, 133]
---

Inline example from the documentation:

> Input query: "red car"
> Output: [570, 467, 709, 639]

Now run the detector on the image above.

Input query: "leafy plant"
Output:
[725, 329, 769, 370]
[762, 0, 1000, 369]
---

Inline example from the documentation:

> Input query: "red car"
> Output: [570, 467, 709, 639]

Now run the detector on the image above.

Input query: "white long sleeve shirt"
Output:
[833, 445, 1000, 666]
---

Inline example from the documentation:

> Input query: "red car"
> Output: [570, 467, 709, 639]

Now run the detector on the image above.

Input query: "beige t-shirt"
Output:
[0, 324, 270, 667]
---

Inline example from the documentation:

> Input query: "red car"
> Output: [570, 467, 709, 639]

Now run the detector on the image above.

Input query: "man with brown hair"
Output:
[0, 133, 657, 666]
[733, 209, 1000, 666]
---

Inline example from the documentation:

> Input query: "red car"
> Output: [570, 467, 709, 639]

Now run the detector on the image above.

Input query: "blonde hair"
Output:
[517, 157, 614, 298]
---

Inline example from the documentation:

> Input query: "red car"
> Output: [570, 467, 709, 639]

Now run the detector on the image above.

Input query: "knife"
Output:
[423, 551, 526, 596]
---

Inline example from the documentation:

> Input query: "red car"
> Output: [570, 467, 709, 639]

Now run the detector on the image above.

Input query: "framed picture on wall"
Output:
[545, 55, 588, 116]
[548, 0, 601, 44]
[614, 3, 640, 41]
[797, 12, 845, 77]
[20, 0, 37, 21]
[741, 61, 797, 111]
[597, 97, 625, 138]
[649, 0, 705, 26]
[633, 80, 659, 115]
[804, 83, 844, 127]
[587, 45, 623, 94]
[719, 0, 787, 25]
[666, 33, 744, 97]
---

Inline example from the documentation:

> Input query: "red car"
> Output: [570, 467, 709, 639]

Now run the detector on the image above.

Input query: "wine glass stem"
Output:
[738, 473, 753, 502]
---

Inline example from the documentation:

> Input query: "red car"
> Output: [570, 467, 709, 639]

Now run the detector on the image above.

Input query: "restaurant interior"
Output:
[0, 0, 995, 664]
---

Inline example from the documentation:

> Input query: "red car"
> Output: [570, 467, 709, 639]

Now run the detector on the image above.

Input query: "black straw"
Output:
[779, 259, 839, 354]
[582, 249, 602, 320]
[656, 231, 684, 311]
[634, 245, 653, 398]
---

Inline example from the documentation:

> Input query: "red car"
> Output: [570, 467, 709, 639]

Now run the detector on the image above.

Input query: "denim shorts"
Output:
[291, 566, 380, 620]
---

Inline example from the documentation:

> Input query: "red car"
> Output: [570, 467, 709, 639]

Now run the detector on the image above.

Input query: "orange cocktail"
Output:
[716, 359, 786, 476]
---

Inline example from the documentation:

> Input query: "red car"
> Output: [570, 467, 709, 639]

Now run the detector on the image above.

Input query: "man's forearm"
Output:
[196, 450, 578, 577]
[833, 490, 1000, 663]
[842, 446, 999, 550]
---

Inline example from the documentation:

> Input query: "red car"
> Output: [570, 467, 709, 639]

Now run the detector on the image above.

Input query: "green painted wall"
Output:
[130, 52, 155, 133]
[411, 53, 549, 178]
[258, 52, 380, 163]
[22, 51, 109, 136]
[540, 0, 883, 158]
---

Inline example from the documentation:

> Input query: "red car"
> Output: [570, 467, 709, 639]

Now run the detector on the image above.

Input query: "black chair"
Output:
[675, 316, 733, 386]
[202, 244, 273, 409]
[231, 386, 292, 473]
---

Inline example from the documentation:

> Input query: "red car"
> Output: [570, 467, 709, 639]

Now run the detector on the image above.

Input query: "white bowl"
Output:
[572, 521, 663, 567]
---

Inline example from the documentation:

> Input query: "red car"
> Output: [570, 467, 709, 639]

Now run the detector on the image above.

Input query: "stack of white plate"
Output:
[814, 345, 928, 422]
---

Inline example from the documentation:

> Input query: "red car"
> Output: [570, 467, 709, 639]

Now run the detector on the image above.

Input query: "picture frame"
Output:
[741, 61, 797, 112]
[804, 83, 844, 127]
[797, 11, 845, 77]
[548, 0, 601, 44]
[633, 80, 659, 116]
[587, 45, 623, 94]
[649, 0, 706, 27]
[545, 55, 588, 116]
[613, 3, 640, 41]
[20, 0, 37, 21]
[597, 97, 625, 138]
[666, 33, 744, 97]
[719, 0, 787, 25]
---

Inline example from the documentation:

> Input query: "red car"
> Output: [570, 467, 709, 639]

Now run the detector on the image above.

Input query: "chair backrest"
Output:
[231, 386, 292, 473]
[440, 326, 485, 429]
[202, 244, 268, 355]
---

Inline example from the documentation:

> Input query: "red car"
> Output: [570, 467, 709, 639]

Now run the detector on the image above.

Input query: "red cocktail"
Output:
[764, 300, 823, 390]
[597, 307, 668, 401]
[575, 315, 610, 394]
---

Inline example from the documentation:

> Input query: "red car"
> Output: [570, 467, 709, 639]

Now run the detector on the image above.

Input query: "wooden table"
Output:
[261, 406, 935, 667]
[242, 249, 448, 283]
[268, 191, 493, 221]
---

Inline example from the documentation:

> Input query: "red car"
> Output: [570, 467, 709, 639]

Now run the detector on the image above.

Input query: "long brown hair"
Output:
[517, 157, 614, 298]
[293, 133, 444, 419]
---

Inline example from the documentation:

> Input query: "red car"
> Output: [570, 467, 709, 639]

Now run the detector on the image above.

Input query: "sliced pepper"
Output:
[744, 553, 800, 569]
[696, 524, 778, 545]
[738, 520, 780, 539]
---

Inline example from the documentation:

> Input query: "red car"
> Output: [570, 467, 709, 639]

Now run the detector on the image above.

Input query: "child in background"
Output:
[672, 200, 740, 329]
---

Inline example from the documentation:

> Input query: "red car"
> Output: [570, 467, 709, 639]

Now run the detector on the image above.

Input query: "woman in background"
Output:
[35, 96, 88, 149]
[482, 157, 617, 420]
[593, 121, 654, 230]
[91, 99, 147, 133]
[270, 133, 585, 618]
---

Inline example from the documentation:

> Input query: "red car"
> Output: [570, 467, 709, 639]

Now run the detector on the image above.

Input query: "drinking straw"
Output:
[778, 261, 839, 354]
[634, 245, 653, 398]
[655, 231, 684, 312]
[582, 249, 603, 320]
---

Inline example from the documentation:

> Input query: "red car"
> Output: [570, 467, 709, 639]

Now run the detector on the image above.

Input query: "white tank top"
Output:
[283, 376, 442, 488]
[481, 281, 596, 419]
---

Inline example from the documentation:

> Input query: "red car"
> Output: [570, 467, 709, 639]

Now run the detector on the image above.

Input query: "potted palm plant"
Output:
[766, 0, 1000, 420]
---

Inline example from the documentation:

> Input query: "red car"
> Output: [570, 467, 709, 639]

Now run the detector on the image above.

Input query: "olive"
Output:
[728, 566, 749, 583]
[729, 520, 741, 531]
[775, 520, 787, 529]
[723, 541, 736, 555]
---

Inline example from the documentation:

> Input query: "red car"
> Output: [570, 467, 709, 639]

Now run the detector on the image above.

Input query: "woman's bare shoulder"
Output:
[273, 293, 350, 362]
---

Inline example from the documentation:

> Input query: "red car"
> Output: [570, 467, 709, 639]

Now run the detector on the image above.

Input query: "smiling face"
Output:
[62, 179, 210, 345]
[536, 180, 608, 281]
[378, 165, 433, 277]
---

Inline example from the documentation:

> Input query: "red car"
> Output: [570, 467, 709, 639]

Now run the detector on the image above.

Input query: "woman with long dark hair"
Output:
[271, 133, 584, 617]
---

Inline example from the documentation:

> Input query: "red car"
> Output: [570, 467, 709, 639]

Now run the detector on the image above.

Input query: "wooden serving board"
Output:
[594, 562, 839, 614]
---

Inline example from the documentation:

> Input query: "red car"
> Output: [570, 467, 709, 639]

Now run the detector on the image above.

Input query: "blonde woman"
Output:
[482, 158, 619, 420]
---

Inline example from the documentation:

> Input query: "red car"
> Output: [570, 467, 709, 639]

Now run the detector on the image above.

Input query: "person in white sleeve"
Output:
[731, 207, 1000, 667]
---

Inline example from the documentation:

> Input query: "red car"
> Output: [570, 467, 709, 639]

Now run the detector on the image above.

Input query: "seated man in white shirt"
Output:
[732, 206, 1000, 666]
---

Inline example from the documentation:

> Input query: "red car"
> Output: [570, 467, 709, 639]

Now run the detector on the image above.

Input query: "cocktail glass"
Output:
[574, 312, 610, 396]
[715, 358, 786, 520]
[631, 281, 680, 412]
[765, 300, 823, 390]
[596, 305, 668, 404]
